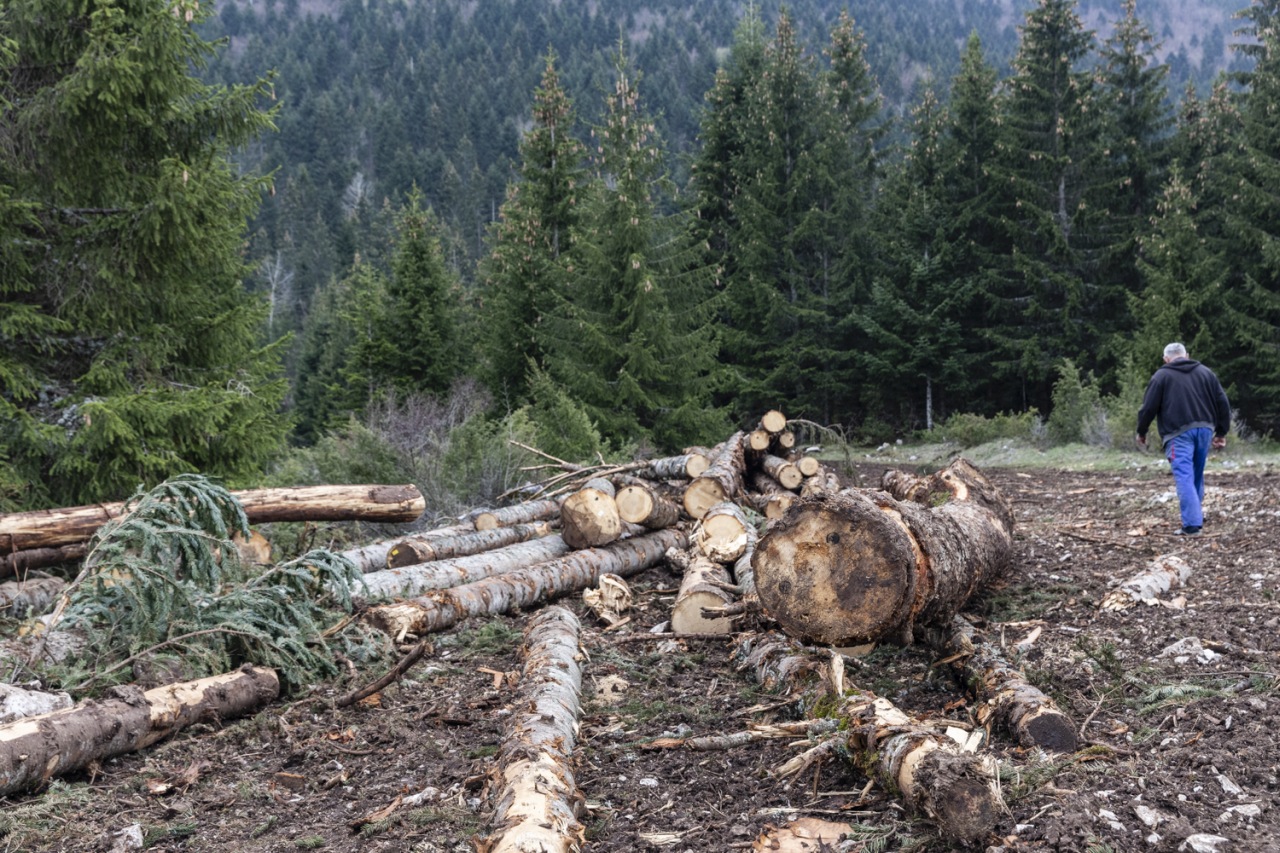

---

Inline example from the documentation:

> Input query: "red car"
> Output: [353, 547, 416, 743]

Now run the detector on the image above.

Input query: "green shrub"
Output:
[1048, 360, 1105, 445]
[934, 410, 1041, 447]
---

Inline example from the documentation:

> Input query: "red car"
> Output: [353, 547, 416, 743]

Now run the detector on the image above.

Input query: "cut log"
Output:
[737, 632, 1002, 845]
[478, 606, 585, 853]
[0, 485, 425, 552]
[799, 468, 842, 499]
[760, 454, 803, 490]
[560, 478, 621, 550]
[760, 410, 788, 434]
[0, 665, 279, 796]
[773, 430, 796, 451]
[692, 502, 756, 564]
[644, 452, 710, 481]
[754, 459, 1013, 646]
[1100, 555, 1193, 611]
[615, 483, 682, 529]
[794, 455, 821, 478]
[365, 529, 686, 641]
[386, 522, 553, 568]
[342, 521, 479, 573]
[667, 549, 736, 635]
[923, 616, 1077, 752]
[732, 538, 758, 598]
[473, 499, 563, 532]
[683, 432, 746, 519]
[0, 576, 66, 618]
[358, 536, 572, 600]
[0, 544, 87, 578]
[747, 429, 772, 452]
[748, 471, 795, 520]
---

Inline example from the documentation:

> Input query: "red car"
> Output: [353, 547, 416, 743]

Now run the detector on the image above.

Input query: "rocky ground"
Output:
[3, 459, 1279, 853]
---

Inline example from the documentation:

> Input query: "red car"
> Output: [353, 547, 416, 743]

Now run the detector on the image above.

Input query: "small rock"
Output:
[1134, 804, 1163, 828]
[1221, 804, 1261, 820]
[639, 777, 659, 788]
[1217, 774, 1244, 796]
[1180, 834, 1230, 853]
[109, 825, 144, 853]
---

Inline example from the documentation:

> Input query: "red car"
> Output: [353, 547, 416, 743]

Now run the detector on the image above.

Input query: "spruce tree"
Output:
[0, 0, 289, 506]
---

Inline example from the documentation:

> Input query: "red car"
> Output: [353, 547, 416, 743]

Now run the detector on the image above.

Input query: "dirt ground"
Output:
[4, 459, 1280, 853]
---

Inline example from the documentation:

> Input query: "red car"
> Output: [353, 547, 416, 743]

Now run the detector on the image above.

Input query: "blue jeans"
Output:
[1167, 428, 1212, 529]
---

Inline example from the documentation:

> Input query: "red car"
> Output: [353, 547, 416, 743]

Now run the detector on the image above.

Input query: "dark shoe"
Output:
[1176, 526, 1202, 536]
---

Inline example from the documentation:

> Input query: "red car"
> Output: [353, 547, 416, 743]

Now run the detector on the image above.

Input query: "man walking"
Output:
[1136, 343, 1231, 536]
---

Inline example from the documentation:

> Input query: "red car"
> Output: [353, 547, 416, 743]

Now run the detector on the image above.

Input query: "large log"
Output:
[340, 520, 479, 574]
[0, 544, 87, 579]
[473, 499, 563, 532]
[386, 522, 554, 568]
[754, 459, 1013, 646]
[692, 502, 756, 564]
[923, 616, 1078, 752]
[365, 529, 686, 641]
[682, 432, 746, 520]
[359, 536, 573, 600]
[478, 606, 585, 853]
[615, 483, 682, 529]
[0, 665, 279, 796]
[559, 478, 621, 549]
[738, 633, 1002, 845]
[0, 485, 425, 553]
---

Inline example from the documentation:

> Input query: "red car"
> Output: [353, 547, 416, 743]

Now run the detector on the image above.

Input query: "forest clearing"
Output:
[2, 423, 1278, 853]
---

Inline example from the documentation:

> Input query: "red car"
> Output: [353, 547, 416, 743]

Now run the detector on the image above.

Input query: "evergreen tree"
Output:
[478, 52, 586, 404]
[0, 0, 288, 506]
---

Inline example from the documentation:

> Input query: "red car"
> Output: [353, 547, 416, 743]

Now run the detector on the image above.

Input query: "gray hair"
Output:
[1164, 342, 1187, 359]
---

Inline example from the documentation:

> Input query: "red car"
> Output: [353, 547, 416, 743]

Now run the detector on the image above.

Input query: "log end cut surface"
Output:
[1021, 708, 1079, 753]
[754, 494, 916, 646]
[916, 750, 999, 845]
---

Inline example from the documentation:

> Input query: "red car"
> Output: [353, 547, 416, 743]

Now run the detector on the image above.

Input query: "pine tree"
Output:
[0, 0, 289, 506]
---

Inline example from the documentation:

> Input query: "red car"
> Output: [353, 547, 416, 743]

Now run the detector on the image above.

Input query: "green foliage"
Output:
[933, 410, 1042, 448]
[521, 366, 604, 464]
[57, 475, 375, 692]
[1048, 360, 1104, 445]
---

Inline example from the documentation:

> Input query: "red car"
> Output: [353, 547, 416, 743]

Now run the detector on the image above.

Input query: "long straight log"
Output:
[754, 459, 1013, 646]
[473, 499, 563, 532]
[0, 485, 426, 553]
[923, 616, 1077, 752]
[683, 432, 746, 520]
[0, 544, 87, 578]
[478, 606, 585, 853]
[341, 520, 479, 574]
[0, 665, 279, 796]
[645, 453, 710, 481]
[358, 536, 572, 600]
[737, 633, 1002, 845]
[365, 529, 686, 641]
[387, 522, 554, 568]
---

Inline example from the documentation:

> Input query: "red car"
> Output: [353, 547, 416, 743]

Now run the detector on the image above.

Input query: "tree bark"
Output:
[737, 633, 1002, 846]
[748, 471, 795, 520]
[754, 460, 1013, 646]
[692, 502, 756, 564]
[340, 521, 479, 573]
[478, 606, 585, 853]
[0, 485, 426, 552]
[1100, 555, 1192, 611]
[800, 468, 842, 498]
[0, 665, 279, 796]
[682, 432, 746, 520]
[922, 616, 1078, 752]
[760, 454, 803, 490]
[559, 478, 621, 550]
[0, 544, 87, 579]
[0, 576, 65, 618]
[473, 499, 563, 532]
[615, 483, 682, 529]
[365, 529, 686, 641]
[645, 453, 710, 481]
[358, 536, 572, 601]
[667, 549, 736, 634]
[386, 522, 554, 568]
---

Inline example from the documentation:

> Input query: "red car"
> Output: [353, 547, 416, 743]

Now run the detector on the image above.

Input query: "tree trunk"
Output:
[0, 665, 279, 796]
[737, 633, 1002, 846]
[386, 522, 554, 568]
[365, 529, 686, 641]
[0, 544, 86, 579]
[472, 499, 563, 532]
[341, 521, 479, 574]
[682, 432, 746, 520]
[0, 485, 426, 552]
[0, 576, 65, 618]
[760, 454, 802, 490]
[560, 479, 621, 550]
[667, 549, 736, 634]
[615, 483, 682, 529]
[477, 607, 585, 853]
[358, 535, 572, 601]
[692, 502, 756, 564]
[753, 460, 1013, 646]
[922, 616, 1078, 752]
[645, 453, 710, 481]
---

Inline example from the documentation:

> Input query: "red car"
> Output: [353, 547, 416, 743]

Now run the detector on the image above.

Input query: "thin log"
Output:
[473, 499, 563, 532]
[1100, 555, 1193, 611]
[749, 471, 796, 520]
[0, 665, 279, 796]
[365, 529, 686, 641]
[645, 453, 710, 480]
[560, 479, 621, 550]
[0, 576, 66, 618]
[386, 522, 554, 568]
[478, 607, 585, 853]
[747, 429, 772, 452]
[683, 432, 746, 519]
[615, 483, 682, 529]
[668, 550, 736, 635]
[760, 454, 803, 490]
[737, 633, 1002, 845]
[800, 468, 842, 499]
[732, 537, 758, 598]
[773, 430, 796, 451]
[754, 458, 1013, 646]
[0, 544, 86, 578]
[794, 456, 821, 478]
[0, 485, 425, 552]
[358, 536, 572, 600]
[640, 719, 839, 751]
[692, 502, 756, 564]
[922, 616, 1078, 752]
[342, 520, 478, 573]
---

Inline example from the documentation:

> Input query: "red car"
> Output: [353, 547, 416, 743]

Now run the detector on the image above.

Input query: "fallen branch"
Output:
[334, 638, 431, 708]
[639, 718, 839, 751]
[1100, 555, 1192, 611]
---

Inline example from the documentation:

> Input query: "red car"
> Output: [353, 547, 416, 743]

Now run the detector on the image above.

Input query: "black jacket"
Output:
[1136, 358, 1231, 446]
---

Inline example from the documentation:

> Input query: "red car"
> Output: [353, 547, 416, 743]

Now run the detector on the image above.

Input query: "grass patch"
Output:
[0, 781, 94, 851]
[450, 620, 523, 658]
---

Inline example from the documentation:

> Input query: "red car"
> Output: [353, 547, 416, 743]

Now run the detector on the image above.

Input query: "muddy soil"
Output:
[3, 462, 1279, 852]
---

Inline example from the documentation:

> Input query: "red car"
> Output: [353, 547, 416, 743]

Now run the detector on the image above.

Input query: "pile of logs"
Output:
[0, 411, 1079, 845]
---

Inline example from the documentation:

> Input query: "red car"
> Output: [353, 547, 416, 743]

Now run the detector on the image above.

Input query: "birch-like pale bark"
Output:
[358, 536, 572, 601]
[682, 432, 746, 519]
[472, 499, 564, 532]
[386, 522, 554, 568]
[1100, 555, 1192, 611]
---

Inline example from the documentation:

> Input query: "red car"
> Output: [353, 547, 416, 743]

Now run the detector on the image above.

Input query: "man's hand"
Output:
[1212, 435, 1227, 450]
[1135, 434, 1147, 450]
